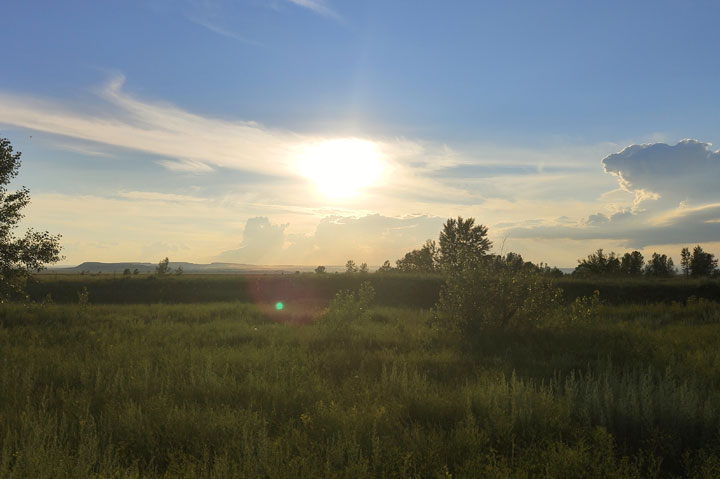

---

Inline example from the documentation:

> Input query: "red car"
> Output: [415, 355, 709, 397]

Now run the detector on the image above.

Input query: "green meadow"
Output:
[1, 276, 720, 478]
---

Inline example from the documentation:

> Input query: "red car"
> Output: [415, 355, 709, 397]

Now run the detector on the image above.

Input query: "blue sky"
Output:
[1, 0, 719, 266]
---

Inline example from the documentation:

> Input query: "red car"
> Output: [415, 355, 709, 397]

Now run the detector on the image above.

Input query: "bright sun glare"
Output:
[297, 138, 385, 199]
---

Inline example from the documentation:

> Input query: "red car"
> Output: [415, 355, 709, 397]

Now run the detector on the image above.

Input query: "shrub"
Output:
[434, 255, 562, 337]
[568, 290, 602, 323]
[320, 281, 375, 333]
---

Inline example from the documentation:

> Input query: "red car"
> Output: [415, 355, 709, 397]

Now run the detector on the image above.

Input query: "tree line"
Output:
[324, 217, 563, 278]
[327, 215, 718, 279]
[573, 246, 718, 278]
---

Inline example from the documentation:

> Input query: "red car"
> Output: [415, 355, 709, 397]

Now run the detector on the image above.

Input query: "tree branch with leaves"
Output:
[0, 138, 62, 301]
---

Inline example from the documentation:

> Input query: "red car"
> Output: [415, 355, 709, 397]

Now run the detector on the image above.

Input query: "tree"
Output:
[314, 265, 326, 274]
[620, 251, 644, 276]
[435, 251, 561, 335]
[500, 252, 526, 271]
[438, 217, 492, 270]
[573, 249, 620, 276]
[680, 248, 691, 278]
[396, 240, 440, 273]
[689, 245, 718, 277]
[497, 252, 541, 273]
[493, 253, 563, 277]
[175, 265, 184, 275]
[359, 262, 369, 274]
[123, 268, 132, 276]
[644, 253, 675, 277]
[345, 260, 358, 274]
[0, 138, 62, 300]
[156, 257, 171, 275]
[376, 260, 393, 273]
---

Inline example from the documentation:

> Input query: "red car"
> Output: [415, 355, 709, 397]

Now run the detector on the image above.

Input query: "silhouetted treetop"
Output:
[620, 251, 644, 276]
[644, 253, 675, 277]
[573, 249, 621, 276]
[689, 245, 718, 277]
[439, 217, 492, 269]
[396, 239, 439, 273]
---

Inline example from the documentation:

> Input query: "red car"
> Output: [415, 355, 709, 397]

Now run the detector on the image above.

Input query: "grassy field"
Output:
[2, 288, 720, 478]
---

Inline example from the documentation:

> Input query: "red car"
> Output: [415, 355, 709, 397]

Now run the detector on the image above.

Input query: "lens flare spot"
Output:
[275, 301, 284, 311]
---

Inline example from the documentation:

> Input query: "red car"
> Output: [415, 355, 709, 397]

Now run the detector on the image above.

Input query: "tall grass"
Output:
[1, 300, 719, 477]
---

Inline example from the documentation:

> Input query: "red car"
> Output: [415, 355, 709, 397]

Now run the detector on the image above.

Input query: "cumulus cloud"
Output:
[602, 139, 720, 205]
[215, 217, 288, 263]
[215, 214, 445, 265]
[507, 140, 720, 248]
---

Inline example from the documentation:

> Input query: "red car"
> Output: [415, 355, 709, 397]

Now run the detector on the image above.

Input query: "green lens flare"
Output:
[275, 301, 284, 311]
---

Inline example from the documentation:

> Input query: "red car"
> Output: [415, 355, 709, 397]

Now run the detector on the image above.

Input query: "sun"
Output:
[296, 138, 385, 199]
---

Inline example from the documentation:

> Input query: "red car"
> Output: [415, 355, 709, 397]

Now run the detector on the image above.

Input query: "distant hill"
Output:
[45, 262, 346, 274]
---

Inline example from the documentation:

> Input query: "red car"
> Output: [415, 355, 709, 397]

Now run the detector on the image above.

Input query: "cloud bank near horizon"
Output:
[215, 214, 445, 265]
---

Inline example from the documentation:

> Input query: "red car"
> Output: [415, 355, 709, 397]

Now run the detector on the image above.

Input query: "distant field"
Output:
[1, 297, 720, 477]
[27, 273, 720, 306]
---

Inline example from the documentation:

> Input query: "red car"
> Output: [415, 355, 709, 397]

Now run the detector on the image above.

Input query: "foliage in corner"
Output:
[0, 138, 62, 301]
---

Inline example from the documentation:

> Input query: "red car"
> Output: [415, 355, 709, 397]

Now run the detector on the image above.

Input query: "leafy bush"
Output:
[568, 290, 602, 323]
[319, 281, 376, 333]
[434, 256, 562, 337]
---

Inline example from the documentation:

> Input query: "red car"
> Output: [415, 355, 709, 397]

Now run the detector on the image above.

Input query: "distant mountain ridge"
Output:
[46, 262, 345, 274]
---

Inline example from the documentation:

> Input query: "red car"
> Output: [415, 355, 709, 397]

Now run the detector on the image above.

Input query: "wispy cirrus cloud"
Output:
[181, 0, 261, 44]
[53, 142, 113, 158]
[0, 75, 482, 207]
[0, 75, 297, 176]
[286, 0, 342, 21]
[118, 191, 208, 203]
[185, 14, 259, 44]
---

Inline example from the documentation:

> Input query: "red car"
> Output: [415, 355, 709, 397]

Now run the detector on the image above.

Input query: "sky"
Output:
[1, 0, 719, 267]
